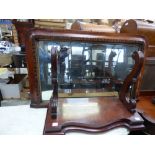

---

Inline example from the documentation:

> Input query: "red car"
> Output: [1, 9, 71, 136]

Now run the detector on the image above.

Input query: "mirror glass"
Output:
[37, 41, 142, 101]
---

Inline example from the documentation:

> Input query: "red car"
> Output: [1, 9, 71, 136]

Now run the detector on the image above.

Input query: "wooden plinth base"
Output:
[44, 97, 144, 135]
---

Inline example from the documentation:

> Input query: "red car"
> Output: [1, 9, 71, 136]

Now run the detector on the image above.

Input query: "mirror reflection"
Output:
[37, 41, 141, 101]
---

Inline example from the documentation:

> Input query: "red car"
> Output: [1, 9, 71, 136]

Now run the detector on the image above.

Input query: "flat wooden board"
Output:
[137, 96, 155, 122]
[44, 96, 144, 134]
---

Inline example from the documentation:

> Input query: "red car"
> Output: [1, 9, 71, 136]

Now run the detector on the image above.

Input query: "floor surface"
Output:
[0, 99, 129, 135]
[0, 100, 47, 135]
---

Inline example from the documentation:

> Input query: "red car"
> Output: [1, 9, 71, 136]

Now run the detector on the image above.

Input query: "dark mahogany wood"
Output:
[120, 19, 155, 93]
[140, 91, 155, 96]
[49, 50, 144, 118]
[25, 28, 147, 134]
[119, 51, 144, 113]
[71, 20, 116, 33]
[50, 47, 58, 119]
[44, 96, 144, 135]
[137, 96, 155, 134]
[120, 19, 155, 57]
[12, 19, 34, 47]
[25, 28, 147, 107]
[44, 51, 144, 134]
[121, 20, 155, 134]
[41, 31, 146, 134]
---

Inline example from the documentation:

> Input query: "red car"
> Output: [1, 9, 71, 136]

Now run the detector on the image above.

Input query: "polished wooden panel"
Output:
[44, 96, 144, 135]
[119, 51, 144, 112]
[137, 96, 155, 120]
[71, 20, 116, 33]
[137, 96, 155, 134]
[120, 19, 155, 50]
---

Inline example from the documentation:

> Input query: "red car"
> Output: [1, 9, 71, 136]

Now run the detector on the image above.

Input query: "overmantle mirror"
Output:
[26, 29, 146, 109]
[37, 41, 141, 102]
[25, 29, 147, 134]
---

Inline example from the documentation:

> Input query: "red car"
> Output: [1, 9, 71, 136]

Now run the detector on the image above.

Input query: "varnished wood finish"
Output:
[137, 96, 155, 120]
[120, 19, 155, 57]
[44, 50, 144, 134]
[25, 28, 147, 107]
[44, 97, 144, 135]
[25, 28, 146, 134]
[71, 20, 116, 33]
[119, 51, 144, 113]
[137, 96, 155, 134]
[120, 20, 155, 93]
[12, 20, 34, 47]
[50, 47, 58, 119]
[121, 20, 155, 133]
[30, 103, 48, 108]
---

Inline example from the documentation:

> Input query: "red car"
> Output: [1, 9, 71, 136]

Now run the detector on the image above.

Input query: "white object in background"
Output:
[42, 90, 53, 101]
[0, 82, 22, 99]
[0, 41, 12, 53]
[0, 41, 21, 53]
[19, 68, 28, 74]
[0, 105, 47, 135]
[14, 46, 21, 52]
[65, 23, 72, 29]
[0, 68, 14, 79]
[0, 74, 26, 99]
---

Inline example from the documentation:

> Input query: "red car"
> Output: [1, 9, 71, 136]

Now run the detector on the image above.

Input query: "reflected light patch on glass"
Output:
[71, 46, 83, 55]
[48, 45, 60, 51]
[42, 90, 53, 101]
[116, 49, 124, 63]
[62, 101, 99, 119]
[106, 48, 124, 63]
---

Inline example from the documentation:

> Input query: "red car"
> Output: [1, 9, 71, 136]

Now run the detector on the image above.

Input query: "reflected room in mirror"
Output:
[38, 41, 140, 102]
[25, 29, 146, 134]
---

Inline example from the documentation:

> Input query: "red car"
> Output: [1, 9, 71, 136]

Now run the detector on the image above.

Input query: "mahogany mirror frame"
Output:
[25, 28, 147, 108]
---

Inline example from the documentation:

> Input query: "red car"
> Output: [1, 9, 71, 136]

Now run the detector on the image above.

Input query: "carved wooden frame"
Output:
[25, 28, 147, 108]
